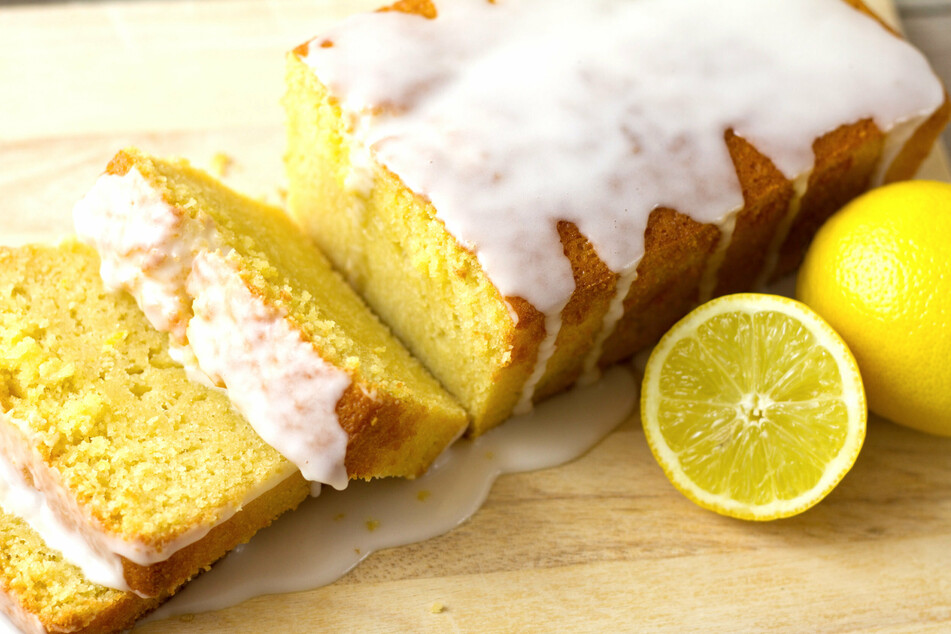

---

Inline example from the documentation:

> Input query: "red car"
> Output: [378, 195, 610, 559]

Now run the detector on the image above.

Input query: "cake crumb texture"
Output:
[0, 241, 290, 547]
[0, 242, 312, 602]
[104, 148, 468, 479]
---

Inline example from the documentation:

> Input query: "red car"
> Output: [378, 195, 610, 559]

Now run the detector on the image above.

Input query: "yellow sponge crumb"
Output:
[0, 242, 312, 627]
[0, 242, 291, 543]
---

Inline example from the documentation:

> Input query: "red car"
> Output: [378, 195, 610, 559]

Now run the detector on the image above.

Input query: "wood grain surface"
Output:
[2, 1, 950, 632]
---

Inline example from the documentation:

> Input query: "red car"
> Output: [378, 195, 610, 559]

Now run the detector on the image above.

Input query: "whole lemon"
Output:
[797, 180, 951, 436]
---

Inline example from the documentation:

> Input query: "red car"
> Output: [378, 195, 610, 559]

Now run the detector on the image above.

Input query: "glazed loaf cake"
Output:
[285, 0, 950, 434]
[74, 149, 468, 487]
[0, 241, 310, 628]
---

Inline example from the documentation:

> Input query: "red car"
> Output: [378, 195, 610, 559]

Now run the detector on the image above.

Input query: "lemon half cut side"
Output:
[640, 293, 866, 521]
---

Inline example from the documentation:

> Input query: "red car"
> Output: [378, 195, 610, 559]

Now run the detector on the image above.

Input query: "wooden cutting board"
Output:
[2, 1, 951, 631]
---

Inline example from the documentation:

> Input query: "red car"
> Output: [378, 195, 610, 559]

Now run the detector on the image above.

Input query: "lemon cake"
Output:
[0, 242, 310, 622]
[0, 508, 152, 634]
[284, 0, 950, 434]
[74, 148, 468, 489]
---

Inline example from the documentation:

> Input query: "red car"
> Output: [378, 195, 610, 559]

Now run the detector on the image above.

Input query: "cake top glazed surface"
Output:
[300, 0, 945, 319]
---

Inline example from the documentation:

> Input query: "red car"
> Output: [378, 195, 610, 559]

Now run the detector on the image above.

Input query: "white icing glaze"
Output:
[73, 167, 352, 489]
[168, 342, 221, 390]
[302, 0, 944, 408]
[186, 251, 351, 489]
[513, 312, 559, 414]
[73, 168, 220, 344]
[144, 365, 637, 623]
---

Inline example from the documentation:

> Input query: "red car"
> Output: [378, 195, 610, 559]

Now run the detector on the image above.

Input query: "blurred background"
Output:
[899, 0, 951, 149]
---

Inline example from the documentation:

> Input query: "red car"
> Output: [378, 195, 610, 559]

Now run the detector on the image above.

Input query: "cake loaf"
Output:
[0, 241, 309, 628]
[285, 0, 950, 434]
[74, 149, 468, 488]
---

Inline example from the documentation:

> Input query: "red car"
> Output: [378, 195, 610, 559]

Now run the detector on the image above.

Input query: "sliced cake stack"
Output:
[0, 151, 467, 632]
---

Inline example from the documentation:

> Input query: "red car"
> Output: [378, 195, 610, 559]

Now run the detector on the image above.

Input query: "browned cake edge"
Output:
[0, 472, 308, 633]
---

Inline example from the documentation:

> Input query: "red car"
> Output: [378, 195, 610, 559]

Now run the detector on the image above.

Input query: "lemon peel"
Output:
[797, 180, 951, 436]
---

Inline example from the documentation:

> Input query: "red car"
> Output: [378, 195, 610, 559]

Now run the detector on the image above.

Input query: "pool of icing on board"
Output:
[138, 365, 636, 623]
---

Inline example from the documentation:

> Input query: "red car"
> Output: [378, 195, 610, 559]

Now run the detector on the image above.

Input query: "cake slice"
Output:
[0, 241, 309, 613]
[0, 508, 156, 634]
[73, 148, 468, 489]
[284, 0, 949, 434]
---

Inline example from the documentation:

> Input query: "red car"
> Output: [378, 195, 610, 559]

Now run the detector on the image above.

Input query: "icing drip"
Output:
[144, 365, 637, 624]
[872, 114, 934, 186]
[514, 312, 561, 414]
[302, 0, 944, 409]
[755, 171, 813, 289]
[0, 596, 42, 634]
[698, 210, 739, 304]
[186, 252, 350, 489]
[73, 169, 220, 344]
[579, 264, 639, 386]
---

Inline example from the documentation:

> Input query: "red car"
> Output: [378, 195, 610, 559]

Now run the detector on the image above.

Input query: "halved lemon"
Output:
[640, 293, 866, 520]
